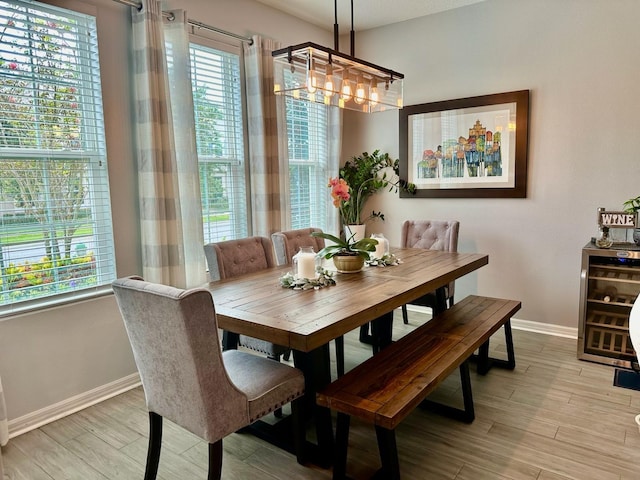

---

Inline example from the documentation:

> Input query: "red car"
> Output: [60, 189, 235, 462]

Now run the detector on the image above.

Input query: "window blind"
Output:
[189, 43, 248, 243]
[286, 96, 330, 231]
[0, 0, 115, 313]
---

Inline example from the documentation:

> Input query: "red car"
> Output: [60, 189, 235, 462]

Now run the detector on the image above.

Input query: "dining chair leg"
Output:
[145, 412, 163, 480]
[402, 304, 409, 324]
[208, 440, 223, 480]
[291, 397, 307, 465]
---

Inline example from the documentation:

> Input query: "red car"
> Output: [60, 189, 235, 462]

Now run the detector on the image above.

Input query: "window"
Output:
[285, 90, 330, 231]
[189, 42, 248, 242]
[0, 0, 115, 313]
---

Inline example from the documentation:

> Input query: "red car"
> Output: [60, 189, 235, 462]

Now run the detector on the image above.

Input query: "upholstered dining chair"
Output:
[401, 220, 460, 323]
[272, 227, 325, 266]
[112, 276, 306, 480]
[271, 228, 346, 377]
[204, 236, 289, 361]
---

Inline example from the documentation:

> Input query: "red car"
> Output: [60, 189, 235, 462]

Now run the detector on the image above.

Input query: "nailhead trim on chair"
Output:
[249, 389, 305, 422]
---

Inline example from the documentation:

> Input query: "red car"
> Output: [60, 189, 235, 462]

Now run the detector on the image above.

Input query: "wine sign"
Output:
[597, 208, 637, 228]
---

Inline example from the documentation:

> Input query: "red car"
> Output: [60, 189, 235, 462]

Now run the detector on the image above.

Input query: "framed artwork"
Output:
[399, 90, 529, 198]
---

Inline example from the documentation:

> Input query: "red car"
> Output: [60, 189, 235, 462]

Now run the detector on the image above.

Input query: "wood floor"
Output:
[3, 311, 640, 479]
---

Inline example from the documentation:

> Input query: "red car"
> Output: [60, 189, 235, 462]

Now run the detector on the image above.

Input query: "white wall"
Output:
[2, 0, 637, 429]
[342, 0, 640, 328]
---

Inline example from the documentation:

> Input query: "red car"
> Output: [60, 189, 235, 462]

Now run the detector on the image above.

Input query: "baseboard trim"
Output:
[405, 305, 578, 339]
[510, 318, 578, 339]
[8, 372, 141, 439]
[7, 307, 578, 439]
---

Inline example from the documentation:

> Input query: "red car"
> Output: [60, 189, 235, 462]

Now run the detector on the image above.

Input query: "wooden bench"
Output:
[317, 295, 521, 480]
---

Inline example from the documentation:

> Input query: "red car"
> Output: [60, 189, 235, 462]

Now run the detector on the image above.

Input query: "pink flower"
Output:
[329, 177, 350, 207]
[8, 62, 17, 70]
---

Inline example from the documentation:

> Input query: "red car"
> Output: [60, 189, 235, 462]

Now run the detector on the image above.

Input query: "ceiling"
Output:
[253, 0, 485, 33]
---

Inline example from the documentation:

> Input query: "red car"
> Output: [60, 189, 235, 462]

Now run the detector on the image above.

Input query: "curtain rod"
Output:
[112, 0, 253, 45]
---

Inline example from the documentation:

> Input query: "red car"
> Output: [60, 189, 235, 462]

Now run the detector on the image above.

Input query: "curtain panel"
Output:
[244, 35, 287, 237]
[131, 2, 206, 289]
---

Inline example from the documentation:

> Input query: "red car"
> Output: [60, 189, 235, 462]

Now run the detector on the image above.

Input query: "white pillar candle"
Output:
[297, 252, 317, 279]
[374, 242, 386, 259]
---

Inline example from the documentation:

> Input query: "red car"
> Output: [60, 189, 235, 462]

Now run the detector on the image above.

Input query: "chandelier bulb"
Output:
[369, 80, 379, 108]
[354, 75, 367, 105]
[340, 72, 352, 102]
[324, 64, 335, 97]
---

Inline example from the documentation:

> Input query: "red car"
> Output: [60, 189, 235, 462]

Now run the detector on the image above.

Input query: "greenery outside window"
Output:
[0, 0, 115, 313]
[286, 96, 330, 231]
[188, 41, 248, 243]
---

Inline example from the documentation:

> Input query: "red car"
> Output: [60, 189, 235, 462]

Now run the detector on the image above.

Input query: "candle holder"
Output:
[370, 233, 389, 260]
[293, 246, 320, 279]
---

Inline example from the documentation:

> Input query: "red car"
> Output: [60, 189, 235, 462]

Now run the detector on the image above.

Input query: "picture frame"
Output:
[399, 90, 529, 198]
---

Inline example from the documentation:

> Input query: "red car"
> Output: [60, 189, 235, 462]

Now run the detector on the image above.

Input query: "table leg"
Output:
[371, 312, 394, 354]
[433, 286, 448, 315]
[221, 330, 239, 351]
[293, 345, 334, 467]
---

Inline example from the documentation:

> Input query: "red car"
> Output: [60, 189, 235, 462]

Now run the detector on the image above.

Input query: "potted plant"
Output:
[331, 150, 416, 239]
[623, 195, 640, 245]
[311, 231, 377, 273]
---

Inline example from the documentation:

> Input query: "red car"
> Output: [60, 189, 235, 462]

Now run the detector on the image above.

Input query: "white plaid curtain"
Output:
[244, 35, 342, 236]
[131, 2, 206, 288]
[243, 36, 287, 237]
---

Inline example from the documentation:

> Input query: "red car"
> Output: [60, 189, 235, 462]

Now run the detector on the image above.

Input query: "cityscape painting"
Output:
[399, 90, 529, 198]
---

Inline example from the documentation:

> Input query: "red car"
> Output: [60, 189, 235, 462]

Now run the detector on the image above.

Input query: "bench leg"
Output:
[374, 426, 401, 480]
[419, 360, 475, 423]
[335, 336, 345, 378]
[333, 413, 350, 480]
[459, 360, 475, 423]
[473, 320, 517, 375]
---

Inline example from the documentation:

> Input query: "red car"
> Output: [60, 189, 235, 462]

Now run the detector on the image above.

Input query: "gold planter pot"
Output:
[333, 255, 365, 273]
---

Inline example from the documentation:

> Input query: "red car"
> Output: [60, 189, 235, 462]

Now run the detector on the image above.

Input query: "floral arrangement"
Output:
[279, 269, 336, 290]
[311, 231, 378, 260]
[329, 150, 416, 226]
[366, 252, 401, 267]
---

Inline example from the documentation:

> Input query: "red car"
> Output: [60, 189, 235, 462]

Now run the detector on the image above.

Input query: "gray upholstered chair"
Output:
[204, 236, 289, 361]
[112, 276, 305, 480]
[401, 220, 460, 323]
[271, 227, 325, 266]
[271, 228, 345, 377]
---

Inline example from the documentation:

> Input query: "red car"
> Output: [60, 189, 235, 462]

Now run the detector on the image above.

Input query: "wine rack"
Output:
[578, 243, 640, 368]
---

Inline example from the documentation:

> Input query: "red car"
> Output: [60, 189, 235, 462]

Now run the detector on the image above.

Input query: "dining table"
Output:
[205, 247, 488, 465]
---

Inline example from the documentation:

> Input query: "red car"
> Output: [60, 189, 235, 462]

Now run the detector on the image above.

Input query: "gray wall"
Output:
[1, 0, 638, 427]
[342, 0, 640, 329]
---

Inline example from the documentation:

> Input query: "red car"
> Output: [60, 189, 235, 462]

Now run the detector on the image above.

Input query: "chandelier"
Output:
[272, 0, 404, 113]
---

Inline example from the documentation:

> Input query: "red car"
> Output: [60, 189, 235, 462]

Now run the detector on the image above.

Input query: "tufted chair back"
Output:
[204, 237, 288, 360]
[400, 220, 460, 322]
[401, 220, 459, 254]
[272, 228, 326, 266]
[204, 236, 275, 281]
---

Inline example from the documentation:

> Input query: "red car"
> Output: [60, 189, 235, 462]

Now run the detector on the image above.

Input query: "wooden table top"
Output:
[205, 248, 488, 352]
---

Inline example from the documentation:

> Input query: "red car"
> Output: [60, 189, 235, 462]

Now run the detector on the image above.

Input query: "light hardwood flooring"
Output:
[3, 311, 640, 479]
